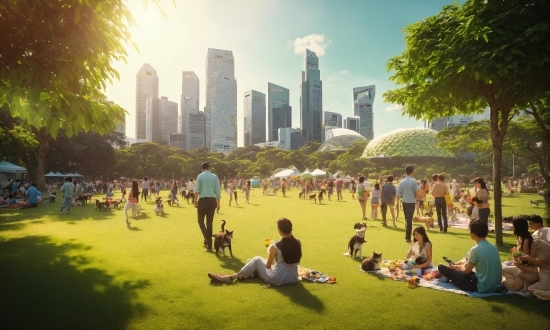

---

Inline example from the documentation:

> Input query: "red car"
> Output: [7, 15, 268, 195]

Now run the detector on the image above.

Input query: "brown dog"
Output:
[413, 216, 435, 230]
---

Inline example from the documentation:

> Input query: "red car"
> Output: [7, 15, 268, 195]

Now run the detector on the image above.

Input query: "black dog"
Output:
[317, 189, 325, 204]
[213, 220, 233, 256]
[184, 191, 195, 204]
[309, 193, 317, 203]
[95, 199, 108, 211]
[530, 200, 539, 207]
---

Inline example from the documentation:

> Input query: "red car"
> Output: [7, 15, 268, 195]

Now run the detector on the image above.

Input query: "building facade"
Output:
[300, 49, 323, 143]
[353, 85, 375, 139]
[135, 63, 159, 140]
[344, 116, 360, 134]
[278, 127, 308, 150]
[145, 97, 160, 142]
[268, 83, 292, 142]
[188, 111, 205, 150]
[159, 97, 178, 143]
[430, 115, 474, 131]
[324, 111, 342, 128]
[243, 90, 266, 146]
[180, 71, 200, 150]
[204, 48, 237, 154]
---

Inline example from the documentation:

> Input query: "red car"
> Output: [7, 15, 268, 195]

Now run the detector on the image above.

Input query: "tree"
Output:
[1, 1, 132, 189]
[300, 141, 321, 155]
[383, 0, 550, 245]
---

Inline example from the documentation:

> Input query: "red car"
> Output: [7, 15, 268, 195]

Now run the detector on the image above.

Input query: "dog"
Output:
[184, 191, 195, 204]
[113, 200, 122, 210]
[135, 204, 141, 215]
[309, 193, 317, 203]
[348, 223, 367, 258]
[76, 195, 88, 204]
[154, 197, 165, 215]
[424, 210, 434, 217]
[213, 220, 233, 256]
[95, 199, 108, 211]
[530, 200, 539, 207]
[317, 189, 325, 204]
[299, 191, 304, 199]
[413, 216, 435, 229]
[361, 252, 383, 271]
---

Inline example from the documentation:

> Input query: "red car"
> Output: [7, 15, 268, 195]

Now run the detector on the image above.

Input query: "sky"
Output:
[105, 0, 457, 146]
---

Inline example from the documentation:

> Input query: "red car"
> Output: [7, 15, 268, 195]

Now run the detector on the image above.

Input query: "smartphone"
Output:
[443, 256, 455, 265]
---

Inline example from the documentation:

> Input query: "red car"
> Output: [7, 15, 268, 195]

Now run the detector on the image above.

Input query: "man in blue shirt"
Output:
[194, 162, 221, 252]
[396, 165, 420, 243]
[60, 176, 75, 214]
[20, 182, 39, 208]
[438, 220, 502, 293]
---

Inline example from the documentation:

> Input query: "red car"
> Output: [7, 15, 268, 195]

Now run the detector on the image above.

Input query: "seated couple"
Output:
[438, 220, 503, 293]
[208, 218, 302, 286]
[502, 216, 550, 294]
[399, 226, 433, 276]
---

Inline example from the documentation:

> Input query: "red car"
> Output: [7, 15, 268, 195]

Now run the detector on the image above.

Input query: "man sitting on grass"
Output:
[438, 220, 502, 293]
[529, 215, 549, 244]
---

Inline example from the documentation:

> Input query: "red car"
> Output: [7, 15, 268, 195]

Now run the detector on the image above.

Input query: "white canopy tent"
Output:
[311, 168, 326, 177]
[273, 167, 301, 179]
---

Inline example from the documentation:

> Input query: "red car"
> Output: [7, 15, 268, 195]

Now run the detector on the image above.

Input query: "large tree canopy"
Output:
[0, 0, 133, 188]
[384, 0, 550, 245]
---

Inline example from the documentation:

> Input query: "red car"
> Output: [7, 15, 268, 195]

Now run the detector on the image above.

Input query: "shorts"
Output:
[417, 200, 424, 208]
[371, 197, 380, 205]
[328, 188, 333, 194]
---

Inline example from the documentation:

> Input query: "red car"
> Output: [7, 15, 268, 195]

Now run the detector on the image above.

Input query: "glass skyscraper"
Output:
[204, 48, 237, 154]
[324, 111, 342, 128]
[300, 49, 323, 143]
[243, 90, 266, 146]
[180, 71, 203, 150]
[353, 85, 375, 139]
[135, 63, 159, 140]
[267, 83, 292, 142]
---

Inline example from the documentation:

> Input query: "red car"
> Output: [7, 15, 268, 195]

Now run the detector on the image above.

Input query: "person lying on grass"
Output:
[208, 218, 302, 285]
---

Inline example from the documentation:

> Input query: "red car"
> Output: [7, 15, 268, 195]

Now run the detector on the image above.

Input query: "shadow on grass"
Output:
[273, 282, 325, 312]
[0, 236, 150, 329]
[215, 254, 246, 272]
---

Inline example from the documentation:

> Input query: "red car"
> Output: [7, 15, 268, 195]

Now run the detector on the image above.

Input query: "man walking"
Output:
[141, 177, 150, 202]
[60, 176, 75, 214]
[194, 162, 221, 252]
[380, 176, 396, 227]
[431, 174, 449, 232]
[396, 165, 420, 243]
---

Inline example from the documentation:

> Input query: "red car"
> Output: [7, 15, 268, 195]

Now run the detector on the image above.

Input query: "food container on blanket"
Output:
[407, 276, 419, 288]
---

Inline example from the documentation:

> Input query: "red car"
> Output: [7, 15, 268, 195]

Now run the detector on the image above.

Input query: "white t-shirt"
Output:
[533, 227, 550, 244]
[187, 181, 195, 190]
[142, 181, 150, 189]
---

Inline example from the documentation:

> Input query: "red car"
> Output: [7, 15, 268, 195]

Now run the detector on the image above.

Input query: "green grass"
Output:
[0, 190, 548, 329]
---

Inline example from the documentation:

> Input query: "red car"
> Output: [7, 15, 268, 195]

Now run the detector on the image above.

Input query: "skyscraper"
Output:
[180, 71, 202, 150]
[344, 116, 360, 134]
[146, 96, 178, 143]
[324, 111, 342, 128]
[267, 83, 292, 142]
[300, 49, 323, 143]
[135, 63, 159, 140]
[430, 115, 474, 131]
[353, 85, 375, 139]
[278, 127, 308, 150]
[243, 90, 266, 146]
[204, 48, 237, 154]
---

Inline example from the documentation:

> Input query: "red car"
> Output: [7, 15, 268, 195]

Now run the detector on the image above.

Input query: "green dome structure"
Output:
[318, 128, 366, 152]
[361, 128, 454, 159]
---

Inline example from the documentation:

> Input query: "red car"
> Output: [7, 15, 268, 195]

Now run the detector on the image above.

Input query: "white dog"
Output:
[154, 199, 164, 215]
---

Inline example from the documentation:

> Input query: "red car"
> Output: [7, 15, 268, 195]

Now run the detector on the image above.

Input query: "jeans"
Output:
[434, 197, 447, 231]
[403, 202, 416, 240]
[380, 202, 388, 224]
[197, 198, 217, 248]
[478, 208, 490, 223]
[438, 264, 478, 292]
[142, 188, 149, 201]
[60, 197, 72, 213]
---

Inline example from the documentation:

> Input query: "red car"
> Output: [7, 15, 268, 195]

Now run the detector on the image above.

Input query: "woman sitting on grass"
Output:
[399, 226, 433, 276]
[502, 217, 550, 292]
[208, 218, 302, 286]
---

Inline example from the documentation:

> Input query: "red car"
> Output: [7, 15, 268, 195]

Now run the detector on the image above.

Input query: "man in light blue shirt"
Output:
[60, 176, 75, 214]
[194, 162, 221, 252]
[396, 165, 420, 243]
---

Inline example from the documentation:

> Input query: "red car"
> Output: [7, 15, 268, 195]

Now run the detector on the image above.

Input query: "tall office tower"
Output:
[180, 71, 200, 150]
[243, 90, 266, 146]
[353, 85, 375, 139]
[135, 63, 159, 139]
[145, 97, 160, 142]
[278, 127, 308, 150]
[268, 83, 292, 142]
[159, 96, 178, 143]
[344, 116, 360, 134]
[204, 48, 237, 154]
[188, 111, 205, 150]
[324, 111, 342, 128]
[430, 115, 474, 131]
[300, 49, 323, 143]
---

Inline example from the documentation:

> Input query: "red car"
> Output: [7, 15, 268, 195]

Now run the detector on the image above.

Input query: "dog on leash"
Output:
[413, 216, 435, 229]
[213, 220, 233, 256]
[154, 197, 164, 215]
[348, 223, 367, 258]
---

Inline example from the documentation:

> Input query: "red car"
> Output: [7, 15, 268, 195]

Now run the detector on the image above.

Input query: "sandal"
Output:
[208, 273, 233, 283]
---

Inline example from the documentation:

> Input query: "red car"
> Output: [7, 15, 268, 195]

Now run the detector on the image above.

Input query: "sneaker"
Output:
[208, 273, 233, 283]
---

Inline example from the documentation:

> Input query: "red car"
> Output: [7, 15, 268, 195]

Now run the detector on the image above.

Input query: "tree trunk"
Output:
[35, 129, 51, 191]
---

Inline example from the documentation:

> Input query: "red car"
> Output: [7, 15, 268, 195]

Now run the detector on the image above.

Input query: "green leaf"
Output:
[474, 71, 480, 80]
[39, 92, 49, 100]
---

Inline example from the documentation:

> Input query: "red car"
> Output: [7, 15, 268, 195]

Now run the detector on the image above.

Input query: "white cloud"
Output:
[292, 34, 331, 56]
[339, 70, 350, 75]
[384, 104, 402, 112]
[327, 76, 336, 81]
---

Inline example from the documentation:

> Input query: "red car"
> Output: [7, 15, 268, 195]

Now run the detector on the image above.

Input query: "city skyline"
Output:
[106, 0, 461, 146]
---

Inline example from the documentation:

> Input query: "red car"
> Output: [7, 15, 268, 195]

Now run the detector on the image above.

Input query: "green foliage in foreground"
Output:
[0, 191, 547, 329]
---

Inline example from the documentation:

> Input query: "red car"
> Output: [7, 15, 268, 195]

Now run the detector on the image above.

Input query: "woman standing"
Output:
[244, 180, 251, 204]
[357, 176, 369, 220]
[416, 180, 426, 217]
[473, 177, 490, 223]
[170, 180, 179, 206]
[350, 179, 356, 200]
[327, 179, 334, 201]
[281, 179, 287, 197]
[371, 183, 381, 219]
[228, 179, 235, 206]
[124, 180, 139, 228]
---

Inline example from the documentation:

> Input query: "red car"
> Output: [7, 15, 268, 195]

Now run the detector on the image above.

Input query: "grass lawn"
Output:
[0, 189, 548, 329]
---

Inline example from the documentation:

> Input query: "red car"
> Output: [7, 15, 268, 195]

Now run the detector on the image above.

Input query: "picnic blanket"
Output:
[298, 266, 336, 284]
[448, 215, 513, 232]
[364, 263, 531, 298]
